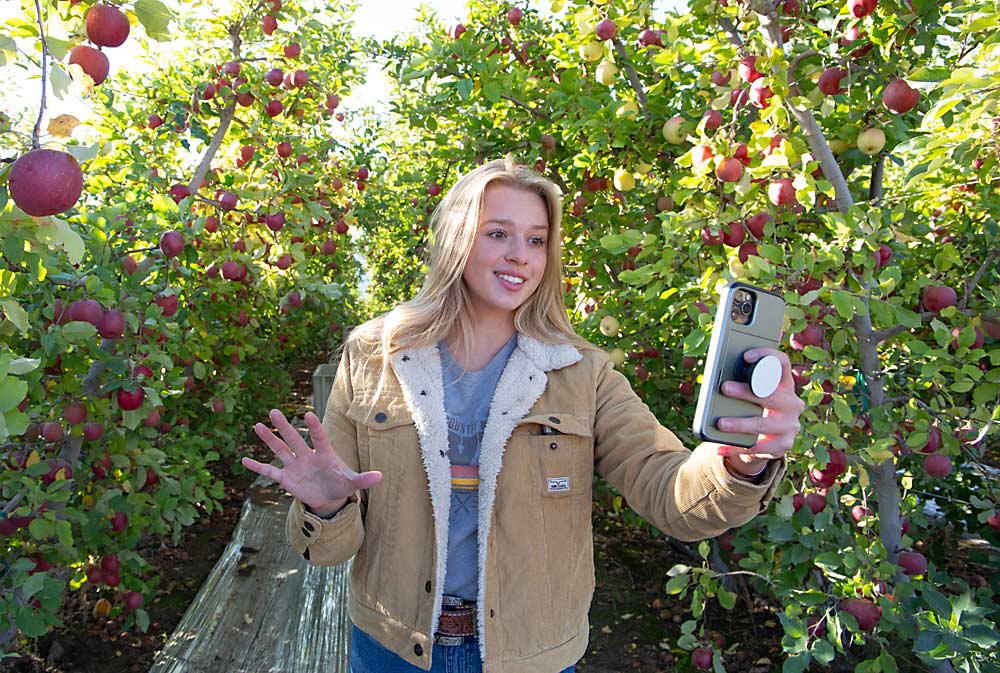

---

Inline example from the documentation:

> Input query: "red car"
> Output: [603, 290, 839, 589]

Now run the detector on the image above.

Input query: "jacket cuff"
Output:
[286, 494, 362, 562]
[693, 443, 787, 515]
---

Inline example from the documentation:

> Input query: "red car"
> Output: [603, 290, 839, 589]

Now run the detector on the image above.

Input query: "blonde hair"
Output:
[344, 156, 599, 404]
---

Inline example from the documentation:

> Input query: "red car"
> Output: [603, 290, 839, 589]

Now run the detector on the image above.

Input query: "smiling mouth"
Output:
[495, 272, 526, 288]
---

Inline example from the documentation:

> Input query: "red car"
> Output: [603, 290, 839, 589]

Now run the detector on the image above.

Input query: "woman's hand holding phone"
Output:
[241, 409, 383, 517]
[714, 348, 805, 475]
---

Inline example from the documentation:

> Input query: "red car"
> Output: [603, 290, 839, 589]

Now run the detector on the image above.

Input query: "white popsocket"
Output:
[746, 354, 782, 398]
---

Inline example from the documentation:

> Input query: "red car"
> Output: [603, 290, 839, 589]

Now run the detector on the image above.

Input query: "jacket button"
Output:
[414, 644, 423, 656]
[549, 442, 558, 450]
[425, 581, 432, 593]
[375, 412, 387, 423]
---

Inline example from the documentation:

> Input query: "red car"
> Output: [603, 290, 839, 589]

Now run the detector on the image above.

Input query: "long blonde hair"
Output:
[345, 156, 599, 403]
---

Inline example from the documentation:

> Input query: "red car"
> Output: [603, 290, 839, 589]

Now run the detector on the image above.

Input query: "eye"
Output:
[530, 237, 546, 246]
[488, 230, 506, 239]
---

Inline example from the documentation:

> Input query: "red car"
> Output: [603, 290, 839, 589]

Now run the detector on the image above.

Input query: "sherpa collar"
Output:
[388, 333, 582, 663]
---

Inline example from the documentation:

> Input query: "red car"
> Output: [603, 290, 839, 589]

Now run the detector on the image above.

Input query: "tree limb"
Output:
[611, 38, 649, 116]
[31, 0, 48, 150]
[500, 94, 552, 123]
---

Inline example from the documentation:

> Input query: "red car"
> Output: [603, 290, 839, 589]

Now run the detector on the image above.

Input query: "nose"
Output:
[505, 237, 529, 264]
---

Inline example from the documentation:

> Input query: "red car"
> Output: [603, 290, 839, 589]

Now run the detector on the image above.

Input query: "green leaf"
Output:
[56, 519, 73, 550]
[8, 358, 39, 376]
[666, 574, 690, 594]
[717, 586, 735, 609]
[961, 625, 999, 647]
[61, 321, 98, 342]
[915, 630, 943, 652]
[136, 608, 150, 632]
[15, 606, 47, 637]
[922, 587, 953, 620]
[28, 517, 54, 540]
[782, 652, 810, 673]
[0, 300, 29, 334]
[831, 290, 855, 320]
[877, 651, 898, 673]
[811, 638, 834, 663]
[133, 0, 175, 41]
[21, 573, 46, 599]
[0, 376, 27, 413]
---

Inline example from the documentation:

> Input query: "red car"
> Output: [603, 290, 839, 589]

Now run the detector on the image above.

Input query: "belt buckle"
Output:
[441, 595, 465, 607]
[435, 634, 465, 647]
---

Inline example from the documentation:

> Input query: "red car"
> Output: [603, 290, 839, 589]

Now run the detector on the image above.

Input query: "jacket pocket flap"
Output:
[517, 413, 592, 438]
[346, 395, 413, 430]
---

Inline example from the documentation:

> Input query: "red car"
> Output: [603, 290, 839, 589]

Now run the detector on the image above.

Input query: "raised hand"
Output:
[241, 409, 382, 515]
[715, 348, 805, 476]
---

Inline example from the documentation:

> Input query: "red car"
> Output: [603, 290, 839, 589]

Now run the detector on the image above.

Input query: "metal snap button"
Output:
[414, 644, 423, 656]
[548, 416, 560, 424]
[549, 442, 558, 450]
[375, 412, 387, 423]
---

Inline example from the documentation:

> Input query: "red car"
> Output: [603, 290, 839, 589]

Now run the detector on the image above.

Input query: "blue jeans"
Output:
[349, 624, 576, 673]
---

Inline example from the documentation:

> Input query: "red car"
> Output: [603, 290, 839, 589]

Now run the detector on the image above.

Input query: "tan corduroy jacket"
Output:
[285, 332, 786, 673]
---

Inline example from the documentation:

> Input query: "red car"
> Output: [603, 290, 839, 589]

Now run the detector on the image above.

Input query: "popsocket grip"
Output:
[732, 353, 782, 398]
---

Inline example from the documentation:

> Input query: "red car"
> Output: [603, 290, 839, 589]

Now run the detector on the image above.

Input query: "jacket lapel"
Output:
[390, 334, 582, 659]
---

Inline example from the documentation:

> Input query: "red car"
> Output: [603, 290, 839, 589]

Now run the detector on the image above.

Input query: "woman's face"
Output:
[462, 182, 549, 328]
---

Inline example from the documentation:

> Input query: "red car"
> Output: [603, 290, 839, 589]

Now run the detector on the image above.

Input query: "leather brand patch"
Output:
[547, 477, 570, 492]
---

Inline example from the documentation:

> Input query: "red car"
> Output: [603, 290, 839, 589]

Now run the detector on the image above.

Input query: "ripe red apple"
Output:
[818, 67, 847, 95]
[42, 422, 64, 443]
[266, 68, 283, 86]
[325, 93, 340, 109]
[292, 69, 308, 87]
[850, 505, 870, 523]
[117, 387, 144, 411]
[638, 29, 663, 48]
[595, 18, 617, 41]
[805, 493, 827, 514]
[168, 183, 190, 203]
[924, 453, 952, 478]
[262, 14, 277, 35]
[806, 614, 826, 638]
[65, 401, 87, 425]
[147, 114, 163, 129]
[702, 108, 723, 131]
[123, 591, 143, 611]
[321, 239, 337, 255]
[922, 285, 957, 312]
[768, 178, 797, 207]
[276, 141, 293, 158]
[738, 55, 763, 82]
[222, 61, 241, 76]
[265, 212, 285, 231]
[449, 23, 466, 39]
[883, 79, 919, 114]
[987, 514, 1000, 531]
[69, 298, 104, 325]
[921, 426, 942, 453]
[9, 149, 84, 216]
[201, 82, 216, 100]
[154, 293, 178, 317]
[749, 79, 774, 108]
[85, 565, 104, 584]
[217, 190, 237, 211]
[701, 226, 723, 246]
[110, 511, 127, 532]
[847, 0, 877, 18]
[265, 100, 283, 117]
[790, 324, 824, 350]
[710, 69, 729, 86]
[284, 42, 300, 58]
[898, 551, 927, 576]
[507, 7, 523, 25]
[716, 156, 744, 183]
[692, 647, 712, 670]
[738, 241, 758, 263]
[722, 220, 745, 247]
[841, 597, 880, 631]
[874, 244, 892, 268]
[159, 230, 185, 258]
[746, 212, 771, 238]
[83, 422, 104, 441]
[792, 493, 806, 512]
[427, 182, 442, 196]
[357, 166, 370, 181]
[85, 4, 130, 47]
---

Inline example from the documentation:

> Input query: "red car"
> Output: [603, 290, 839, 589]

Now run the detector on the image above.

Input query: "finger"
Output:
[742, 347, 794, 387]
[716, 442, 787, 460]
[723, 381, 802, 414]
[253, 422, 297, 463]
[351, 470, 383, 491]
[716, 414, 799, 437]
[721, 380, 767, 407]
[241, 456, 284, 482]
[269, 409, 312, 455]
[304, 412, 336, 459]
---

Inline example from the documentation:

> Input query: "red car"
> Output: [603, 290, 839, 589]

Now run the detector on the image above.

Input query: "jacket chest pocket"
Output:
[346, 395, 416, 476]
[520, 413, 593, 499]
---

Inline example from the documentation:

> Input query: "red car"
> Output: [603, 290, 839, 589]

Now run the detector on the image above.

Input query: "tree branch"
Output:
[963, 248, 1000, 310]
[500, 94, 552, 123]
[31, 0, 48, 149]
[611, 38, 649, 116]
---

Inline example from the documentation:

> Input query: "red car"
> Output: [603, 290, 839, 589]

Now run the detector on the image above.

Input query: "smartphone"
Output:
[692, 282, 786, 448]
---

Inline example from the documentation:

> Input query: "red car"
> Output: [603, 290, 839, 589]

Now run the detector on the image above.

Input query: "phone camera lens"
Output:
[740, 301, 753, 315]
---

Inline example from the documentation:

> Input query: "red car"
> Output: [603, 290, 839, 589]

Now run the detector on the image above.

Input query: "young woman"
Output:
[241, 157, 804, 673]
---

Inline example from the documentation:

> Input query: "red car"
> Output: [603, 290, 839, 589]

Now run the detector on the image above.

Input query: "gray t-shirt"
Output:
[438, 333, 518, 601]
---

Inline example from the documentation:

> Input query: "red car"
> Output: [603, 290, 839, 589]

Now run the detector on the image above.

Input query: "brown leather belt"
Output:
[435, 596, 476, 644]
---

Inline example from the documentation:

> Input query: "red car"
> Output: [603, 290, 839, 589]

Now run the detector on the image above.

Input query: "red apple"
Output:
[507, 7, 523, 25]
[851, 505, 870, 523]
[818, 67, 847, 95]
[692, 647, 713, 670]
[69, 298, 104, 325]
[883, 79, 919, 114]
[9, 149, 84, 216]
[595, 18, 617, 41]
[277, 141, 293, 158]
[110, 511, 127, 532]
[847, 0, 877, 18]
[266, 100, 283, 117]
[266, 68, 283, 86]
[805, 493, 827, 514]
[117, 387, 144, 411]
[64, 401, 87, 425]
[325, 93, 340, 109]
[262, 14, 277, 35]
[749, 79, 774, 108]
[738, 241, 758, 263]
[701, 226, 723, 246]
[292, 69, 308, 87]
[449, 23, 466, 39]
[284, 42, 300, 58]
[217, 190, 237, 211]
[168, 183, 190, 203]
[921, 426, 942, 453]
[691, 144, 714, 171]
[768, 178, 797, 206]
[746, 212, 771, 238]
[159, 230, 185, 258]
[790, 324, 824, 350]
[841, 597, 880, 631]
[85, 4, 130, 47]
[898, 551, 927, 576]
[924, 454, 952, 478]
[738, 55, 763, 82]
[722, 220, 745, 247]
[702, 108, 723, 131]
[123, 591, 143, 611]
[83, 422, 104, 441]
[922, 285, 957, 312]
[147, 114, 163, 129]
[427, 182, 442, 196]
[716, 156, 744, 183]
[42, 422, 64, 442]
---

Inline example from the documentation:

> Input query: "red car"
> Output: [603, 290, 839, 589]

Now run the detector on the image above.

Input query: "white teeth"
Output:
[497, 273, 524, 285]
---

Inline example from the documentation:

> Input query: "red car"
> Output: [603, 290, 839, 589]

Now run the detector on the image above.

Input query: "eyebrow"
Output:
[482, 218, 548, 232]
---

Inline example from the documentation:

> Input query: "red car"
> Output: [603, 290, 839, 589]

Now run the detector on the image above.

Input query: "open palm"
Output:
[241, 409, 382, 513]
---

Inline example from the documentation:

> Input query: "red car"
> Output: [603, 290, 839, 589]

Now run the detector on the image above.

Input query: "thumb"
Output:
[351, 470, 383, 491]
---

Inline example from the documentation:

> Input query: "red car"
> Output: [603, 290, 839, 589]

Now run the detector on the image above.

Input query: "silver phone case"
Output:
[692, 282, 786, 448]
